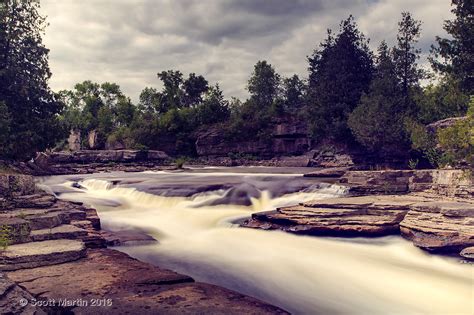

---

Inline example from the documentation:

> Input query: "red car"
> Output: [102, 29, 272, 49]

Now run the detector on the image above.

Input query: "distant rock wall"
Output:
[195, 118, 311, 158]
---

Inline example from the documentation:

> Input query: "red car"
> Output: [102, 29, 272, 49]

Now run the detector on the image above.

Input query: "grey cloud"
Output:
[40, 0, 452, 101]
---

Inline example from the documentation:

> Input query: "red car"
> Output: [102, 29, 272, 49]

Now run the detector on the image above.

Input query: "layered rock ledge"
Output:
[244, 169, 474, 257]
[0, 174, 287, 314]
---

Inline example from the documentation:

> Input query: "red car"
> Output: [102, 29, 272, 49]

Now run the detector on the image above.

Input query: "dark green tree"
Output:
[392, 12, 424, 111]
[247, 60, 281, 108]
[430, 0, 473, 93]
[282, 74, 306, 112]
[157, 70, 184, 110]
[196, 84, 229, 125]
[308, 16, 374, 141]
[348, 41, 407, 154]
[0, 0, 64, 159]
[183, 73, 208, 107]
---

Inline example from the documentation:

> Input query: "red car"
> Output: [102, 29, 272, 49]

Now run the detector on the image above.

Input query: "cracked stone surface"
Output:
[7, 248, 288, 314]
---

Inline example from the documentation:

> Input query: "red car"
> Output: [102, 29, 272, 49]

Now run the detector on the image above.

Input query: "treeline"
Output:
[0, 0, 472, 169]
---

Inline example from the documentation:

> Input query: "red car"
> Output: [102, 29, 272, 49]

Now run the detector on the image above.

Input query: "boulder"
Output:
[460, 247, 474, 260]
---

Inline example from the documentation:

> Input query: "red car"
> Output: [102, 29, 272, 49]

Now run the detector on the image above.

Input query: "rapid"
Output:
[39, 167, 473, 315]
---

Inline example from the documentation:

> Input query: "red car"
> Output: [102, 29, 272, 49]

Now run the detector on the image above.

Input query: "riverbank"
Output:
[1, 165, 472, 314]
[0, 174, 287, 314]
[242, 169, 474, 259]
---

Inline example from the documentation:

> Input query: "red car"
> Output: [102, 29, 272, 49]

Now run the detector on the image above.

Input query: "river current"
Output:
[39, 167, 473, 315]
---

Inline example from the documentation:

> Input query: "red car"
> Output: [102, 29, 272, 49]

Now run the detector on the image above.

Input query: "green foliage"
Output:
[405, 118, 444, 167]
[408, 158, 419, 169]
[0, 0, 64, 159]
[307, 15, 374, 142]
[430, 0, 473, 93]
[392, 12, 424, 111]
[174, 157, 187, 169]
[415, 76, 469, 124]
[0, 225, 12, 251]
[437, 97, 474, 168]
[248, 60, 281, 108]
[349, 41, 408, 154]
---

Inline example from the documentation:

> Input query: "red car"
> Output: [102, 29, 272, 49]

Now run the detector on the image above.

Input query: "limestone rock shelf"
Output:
[0, 173, 287, 314]
[6, 249, 288, 315]
[242, 194, 474, 254]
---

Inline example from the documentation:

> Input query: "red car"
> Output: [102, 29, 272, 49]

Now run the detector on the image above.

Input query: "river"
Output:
[39, 167, 473, 315]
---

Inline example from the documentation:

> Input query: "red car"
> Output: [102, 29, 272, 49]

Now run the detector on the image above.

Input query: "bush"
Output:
[437, 97, 473, 168]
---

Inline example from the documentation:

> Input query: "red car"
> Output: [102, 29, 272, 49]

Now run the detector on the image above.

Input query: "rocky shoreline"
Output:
[1, 165, 473, 313]
[0, 174, 287, 314]
[242, 169, 474, 258]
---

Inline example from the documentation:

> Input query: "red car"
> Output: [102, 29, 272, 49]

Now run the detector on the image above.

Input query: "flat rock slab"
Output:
[301, 195, 429, 210]
[400, 201, 474, 252]
[7, 248, 287, 314]
[0, 273, 45, 314]
[303, 167, 349, 178]
[30, 224, 88, 242]
[243, 195, 428, 237]
[0, 239, 86, 271]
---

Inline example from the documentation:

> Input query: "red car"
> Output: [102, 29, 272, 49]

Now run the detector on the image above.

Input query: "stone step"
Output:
[13, 194, 56, 209]
[0, 239, 86, 271]
[29, 224, 88, 242]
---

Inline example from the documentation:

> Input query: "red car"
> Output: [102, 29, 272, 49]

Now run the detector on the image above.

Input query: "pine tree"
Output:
[431, 0, 474, 93]
[0, 0, 63, 159]
[307, 16, 374, 142]
[392, 12, 424, 111]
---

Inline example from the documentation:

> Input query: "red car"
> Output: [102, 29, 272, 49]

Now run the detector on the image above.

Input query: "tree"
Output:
[282, 75, 306, 112]
[437, 97, 474, 168]
[0, 101, 11, 156]
[183, 73, 208, 107]
[0, 0, 64, 159]
[392, 12, 424, 111]
[157, 70, 184, 110]
[247, 60, 281, 108]
[308, 16, 374, 141]
[348, 42, 407, 154]
[196, 84, 229, 125]
[430, 0, 473, 93]
[415, 76, 470, 124]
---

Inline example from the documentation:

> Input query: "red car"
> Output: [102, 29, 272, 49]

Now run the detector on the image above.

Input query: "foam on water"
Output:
[46, 173, 473, 315]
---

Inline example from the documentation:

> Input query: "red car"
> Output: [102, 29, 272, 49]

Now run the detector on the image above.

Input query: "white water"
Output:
[45, 172, 473, 315]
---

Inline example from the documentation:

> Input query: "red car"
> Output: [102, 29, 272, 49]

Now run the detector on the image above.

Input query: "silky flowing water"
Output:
[39, 167, 473, 315]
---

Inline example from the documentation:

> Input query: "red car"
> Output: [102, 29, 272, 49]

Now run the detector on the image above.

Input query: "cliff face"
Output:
[195, 118, 311, 157]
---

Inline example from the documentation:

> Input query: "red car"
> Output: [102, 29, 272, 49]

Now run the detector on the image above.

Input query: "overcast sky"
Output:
[40, 0, 452, 101]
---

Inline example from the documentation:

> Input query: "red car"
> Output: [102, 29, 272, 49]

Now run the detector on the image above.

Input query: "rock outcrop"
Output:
[244, 169, 474, 255]
[242, 195, 428, 237]
[6, 248, 287, 315]
[0, 273, 45, 314]
[400, 201, 474, 252]
[339, 170, 414, 194]
[26, 150, 171, 175]
[195, 118, 311, 158]
[0, 175, 287, 314]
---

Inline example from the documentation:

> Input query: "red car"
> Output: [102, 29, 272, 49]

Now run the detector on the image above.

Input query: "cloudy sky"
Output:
[40, 0, 452, 101]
